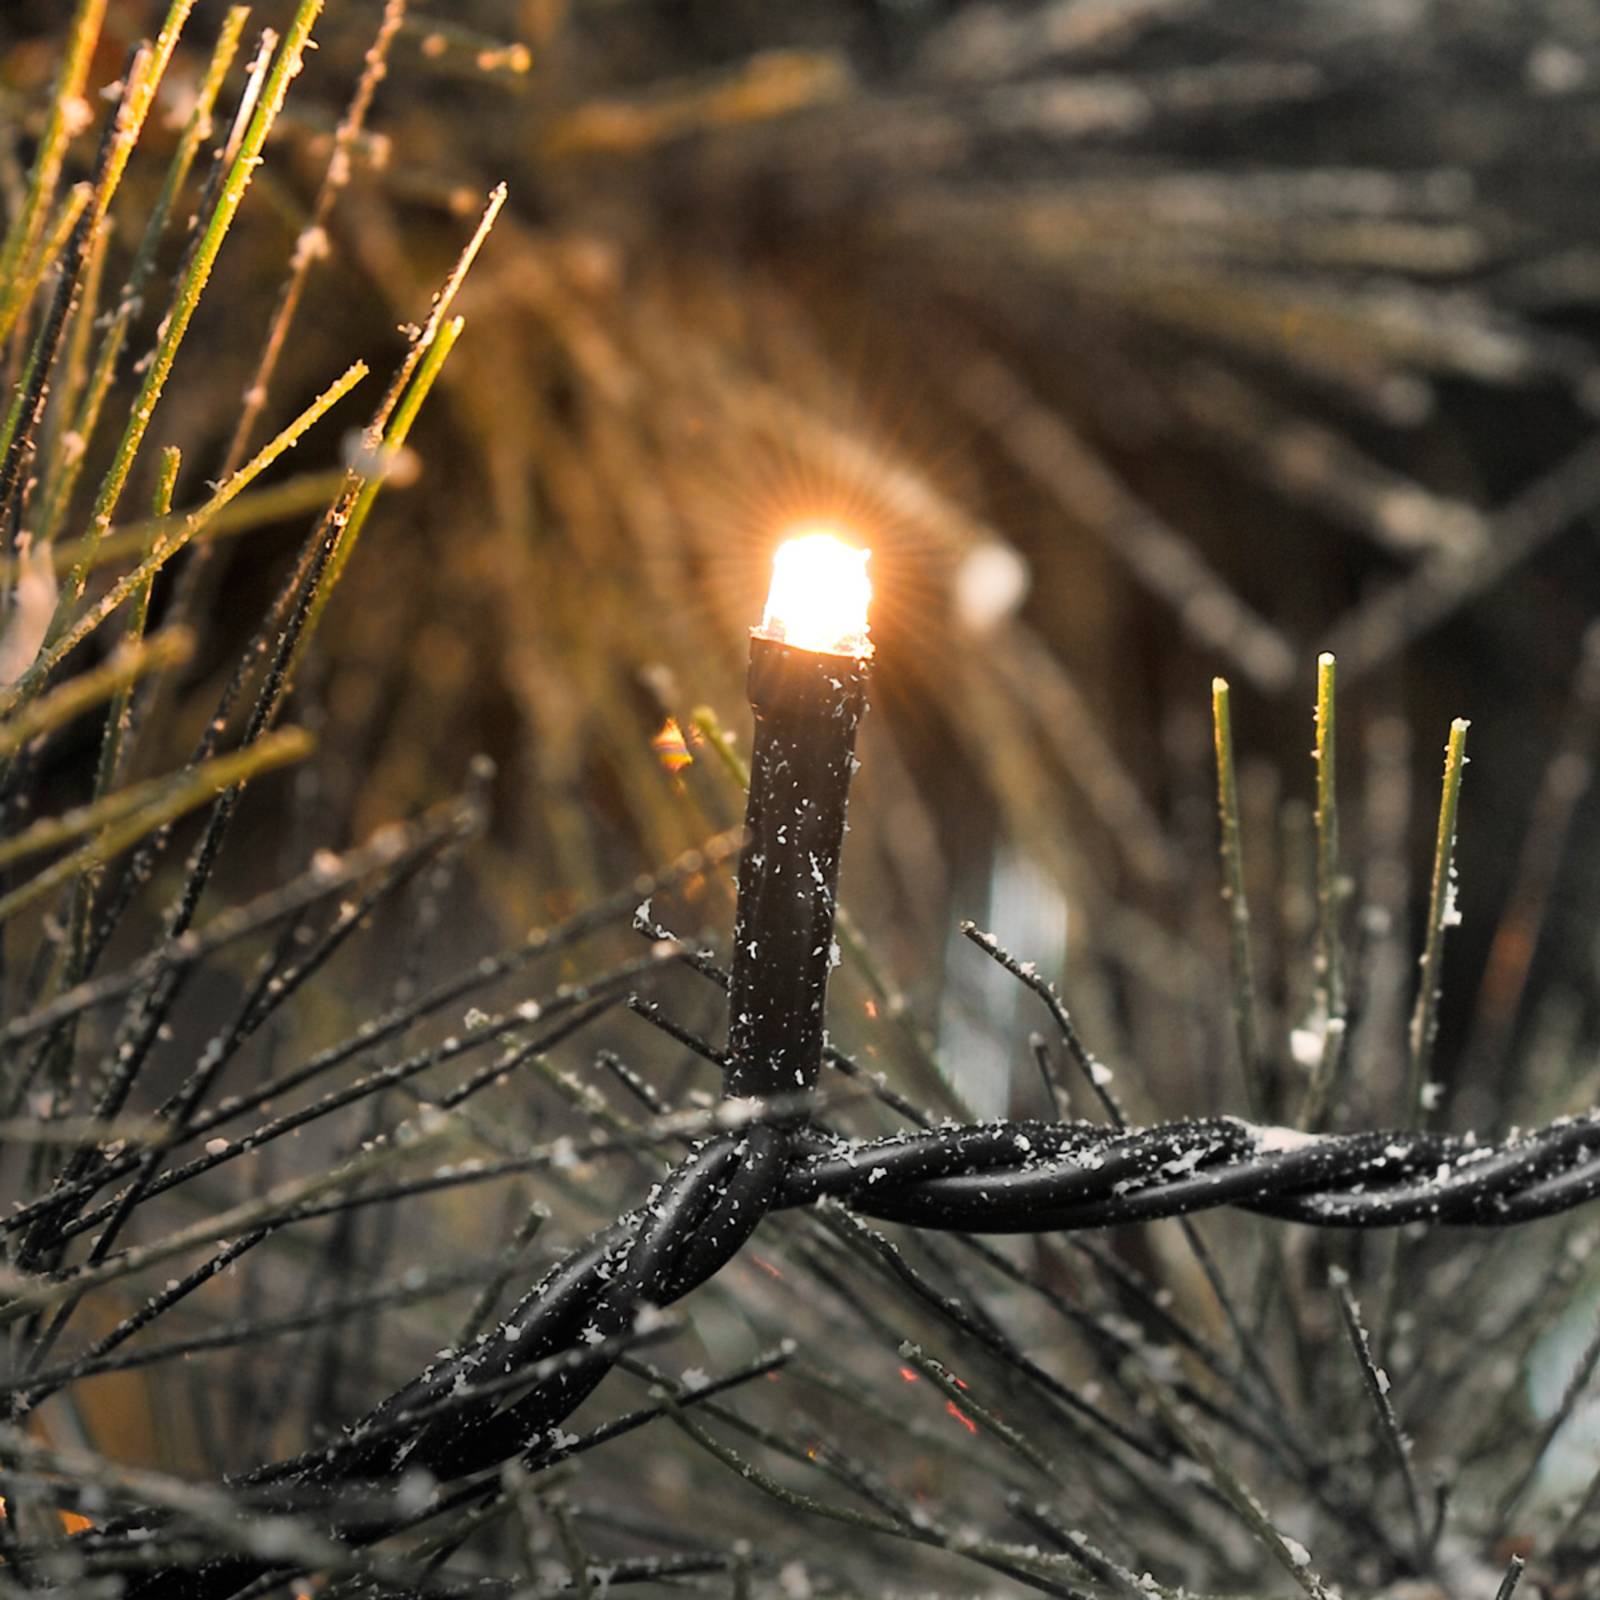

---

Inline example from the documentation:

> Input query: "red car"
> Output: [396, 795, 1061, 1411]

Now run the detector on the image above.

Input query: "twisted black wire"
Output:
[105, 1100, 1600, 1597]
[787, 1112, 1600, 1228]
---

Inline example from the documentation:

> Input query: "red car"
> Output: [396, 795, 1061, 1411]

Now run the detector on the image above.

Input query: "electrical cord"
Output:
[108, 1099, 1600, 1597]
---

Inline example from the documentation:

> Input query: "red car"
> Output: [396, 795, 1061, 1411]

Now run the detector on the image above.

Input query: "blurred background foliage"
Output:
[7, 3, 1600, 1584]
[15, 0, 1588, 1124]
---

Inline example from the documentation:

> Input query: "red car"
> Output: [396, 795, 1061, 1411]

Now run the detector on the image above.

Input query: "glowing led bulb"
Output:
[757, 529, 873, 657]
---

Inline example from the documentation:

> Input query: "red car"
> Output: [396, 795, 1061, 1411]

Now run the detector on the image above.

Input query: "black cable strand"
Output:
[81, 1102, 1600, 1598]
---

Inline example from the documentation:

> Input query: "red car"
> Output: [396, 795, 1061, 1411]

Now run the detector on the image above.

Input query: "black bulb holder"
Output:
[725, 634, 870, 1105]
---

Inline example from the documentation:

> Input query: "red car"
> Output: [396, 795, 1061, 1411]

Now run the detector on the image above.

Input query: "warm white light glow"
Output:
[757, 529, 873, 657]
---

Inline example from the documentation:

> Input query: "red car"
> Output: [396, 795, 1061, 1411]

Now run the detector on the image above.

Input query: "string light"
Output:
[725, 531, 871, 1101]
[118, 536, 1587, 1600]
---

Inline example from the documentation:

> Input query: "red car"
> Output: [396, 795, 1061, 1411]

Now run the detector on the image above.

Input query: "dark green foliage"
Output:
[1, 4, 1599, 1596]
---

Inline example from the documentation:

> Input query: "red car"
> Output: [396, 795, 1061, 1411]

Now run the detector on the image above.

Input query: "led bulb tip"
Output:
[757, 528, 873, 658]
